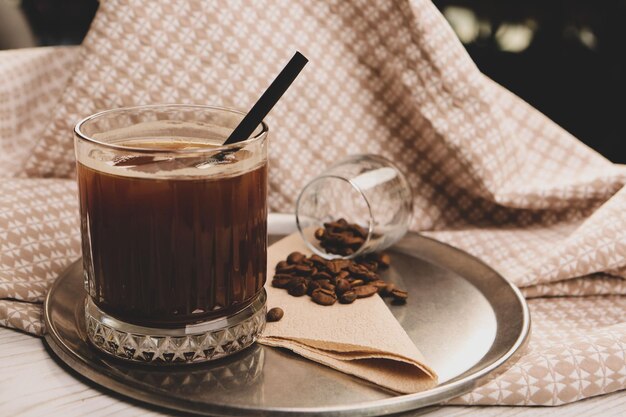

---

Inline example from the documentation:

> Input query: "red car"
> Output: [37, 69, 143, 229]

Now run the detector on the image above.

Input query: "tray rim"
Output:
[43, 213, 531, 416]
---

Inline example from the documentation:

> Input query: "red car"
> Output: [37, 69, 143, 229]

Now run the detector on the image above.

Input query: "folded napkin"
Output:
[259, 233, 437, 394]
[1, 0, 626, 408]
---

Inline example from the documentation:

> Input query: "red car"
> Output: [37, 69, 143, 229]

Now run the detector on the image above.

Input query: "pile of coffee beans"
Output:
[272, 251, 408, 306]
[314, 218, 368, 256]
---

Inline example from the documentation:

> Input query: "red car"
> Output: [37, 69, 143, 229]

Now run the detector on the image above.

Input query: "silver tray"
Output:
[44, 214, 530, 416]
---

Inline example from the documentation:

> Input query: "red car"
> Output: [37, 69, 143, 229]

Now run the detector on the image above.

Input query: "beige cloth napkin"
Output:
[259, 232, 437, 394]
[1, 0, 626, 407]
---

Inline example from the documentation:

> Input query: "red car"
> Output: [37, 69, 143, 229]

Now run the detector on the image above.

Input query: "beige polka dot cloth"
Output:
[1, 0, 625, 406]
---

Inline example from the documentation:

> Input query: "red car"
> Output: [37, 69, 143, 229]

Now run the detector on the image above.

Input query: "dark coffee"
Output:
[77, 143, 267, 327]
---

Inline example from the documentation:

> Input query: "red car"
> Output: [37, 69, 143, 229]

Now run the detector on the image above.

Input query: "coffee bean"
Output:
[273, 273, 294, 280]
[321, 287, 337, 296]
[350, 279, 365, 287]
[391, 288, 407, 298]
[321, 282, 336, 292]
[378, 253, 391, 269]
[362, 272, 379, 282]
[328, 274, 338, 285]
[391, 289, 408, 303]
[286, 277, 307, 289]
[348, 263, 370, 278]
[353, 285, 378, 298]
[323, 245, 340, 255]
[337, 270, 350, 280]
[287, 252, 306, 264]
[379, 283, 395, 297]
[335, 259, 352, 269]
[324, 231, 345, 244]
[327, 260, 342, 274]
[287, 251, 306, 265]
[311, 288, 337, 306]
[271, 276, 293, 289]
[288, 282, 308, 297]
[338, 248, 352, 256]
[314, 228, 325, 240]
[294, 264, 313, 276]
[276, 263, 296, 274]
[343, 236, 365, 248]
[339, 291, 357, 304]
[371, 280, 388, 292]
[309, 254, 327, 267]
[351, 225, 368, 239]
[335, 278, 351, 295]
[267, 307, 284, 322]
[275, 260, 289, 271]
[312, 271, 332, 281]
[307, 280, 322, 296]
[315, 279, 331, 287]
[324, 219, 348, 231]
[358, 261, 378, 272]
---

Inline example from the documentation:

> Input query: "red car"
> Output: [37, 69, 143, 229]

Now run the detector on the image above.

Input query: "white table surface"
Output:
[1, 328, 625, 416]
[2, 215, 625, 416]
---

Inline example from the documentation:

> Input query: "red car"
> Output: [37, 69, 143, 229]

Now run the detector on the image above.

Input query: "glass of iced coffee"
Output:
[74, 104, 268, 364]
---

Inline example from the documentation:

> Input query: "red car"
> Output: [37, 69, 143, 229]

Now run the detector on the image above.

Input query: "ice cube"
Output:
[112, 155, 158, 166]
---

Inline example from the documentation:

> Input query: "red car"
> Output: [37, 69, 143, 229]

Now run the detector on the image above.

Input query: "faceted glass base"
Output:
[85, 290, 267, 364]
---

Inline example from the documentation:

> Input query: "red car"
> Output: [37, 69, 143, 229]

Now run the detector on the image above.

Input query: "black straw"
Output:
[223, 51, 308, 145]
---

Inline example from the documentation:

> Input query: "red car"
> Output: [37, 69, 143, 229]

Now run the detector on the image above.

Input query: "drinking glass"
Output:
[296, 154, 412, 259]
[74, 104, 268, 364]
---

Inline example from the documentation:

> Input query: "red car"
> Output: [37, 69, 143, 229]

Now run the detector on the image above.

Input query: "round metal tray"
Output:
[44, 214, 530, 416]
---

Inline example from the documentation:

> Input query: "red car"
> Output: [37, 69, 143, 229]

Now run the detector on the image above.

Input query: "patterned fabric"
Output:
[0, 179, 80, 305]
[0, 46, 78, 176]
[423, 185, 626, 287]
[452, 297, 626, 405]
[0, 299, 43, 335]
[0, 0, 625, 407]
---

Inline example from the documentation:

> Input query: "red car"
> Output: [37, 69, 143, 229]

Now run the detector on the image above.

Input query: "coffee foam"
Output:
[91, 120, 233, 145]
[77, 121, 265, 179]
